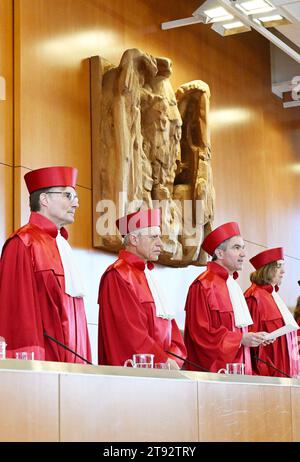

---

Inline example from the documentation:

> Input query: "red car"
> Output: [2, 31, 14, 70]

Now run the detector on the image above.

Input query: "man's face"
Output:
[42, 186, 79, 227]
[216, 235, 246, 274]
[271, 260, 285, 286]
[134, 230, 163, 262]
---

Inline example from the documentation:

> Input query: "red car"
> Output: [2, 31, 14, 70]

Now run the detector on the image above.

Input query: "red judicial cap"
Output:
[202, 222, 241, 256]
[24, 166, 78, 194]
[250, 247, 284, 270]
[116, 208, 161, 237]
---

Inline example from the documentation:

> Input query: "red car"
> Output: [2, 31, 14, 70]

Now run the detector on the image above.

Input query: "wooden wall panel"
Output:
[60, 373, 198, 441]
[0, 164, 13, 247]
[0, 369, 59, 442]
[0, 0, 13, 166]
[0, 0, 13, 246]
[14, 167, 30, 229]
[67, 186, 92, 248]
[264, 106, 300, 260]
[291, 385, 300, 442]
[198, 381, 292, 442]
[14, 0, 300, 251]
[14, 0, 128, 188]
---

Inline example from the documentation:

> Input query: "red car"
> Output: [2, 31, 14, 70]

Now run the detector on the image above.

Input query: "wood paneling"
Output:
[291, 385, 300, 442]
[60, 373, 198, 441]
[0, 164, 13, 247]
[14, 0, 127, 188]
[0, 0, 13, 248]
[14, 167, 30, 230]
[0, 369, 59, 442]
[67, 186, 92, 248]
[264, 106, 300, 260]
[0, 0, 13, 165]
[198, 380, 292, 442]
[13, 0, 300, 250]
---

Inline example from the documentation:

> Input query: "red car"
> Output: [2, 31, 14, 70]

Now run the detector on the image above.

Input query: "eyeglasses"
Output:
[46, 191, 78, 202]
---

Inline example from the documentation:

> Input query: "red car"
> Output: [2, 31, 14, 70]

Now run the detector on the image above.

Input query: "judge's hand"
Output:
[241, 332, 268, 347]
[166, 358, 180, 370]
[261, 337, 276, 346]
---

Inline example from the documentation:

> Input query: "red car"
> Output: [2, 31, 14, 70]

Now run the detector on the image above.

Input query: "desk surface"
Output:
[0, 358, 296, 386]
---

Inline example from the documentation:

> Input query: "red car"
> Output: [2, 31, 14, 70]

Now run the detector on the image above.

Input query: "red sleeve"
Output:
[184, 281, 242, 371]
[167, 320, 187, 367]
[0, 236, 45, 359]
[245, 296, 264, 375]
[246, 295, 290, 377]
[246, 296, 262, 332]
[98, 270, 174, 366]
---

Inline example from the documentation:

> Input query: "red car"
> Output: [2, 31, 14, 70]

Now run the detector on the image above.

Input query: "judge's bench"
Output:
[0, 359, 299, 442]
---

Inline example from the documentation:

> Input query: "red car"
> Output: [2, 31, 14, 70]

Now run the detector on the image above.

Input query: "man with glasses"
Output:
[0, 166, 92, 363]
[98, 208, 186, 369]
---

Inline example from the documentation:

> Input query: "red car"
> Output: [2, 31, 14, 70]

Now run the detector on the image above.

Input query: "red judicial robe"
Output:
[0, 212, 91, 363]
[245, 283, 299, 377]
[98, 250, 187, 367]
[184, 262, 251, 373]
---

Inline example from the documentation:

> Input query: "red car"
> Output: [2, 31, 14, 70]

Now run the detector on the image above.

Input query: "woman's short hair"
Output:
[250, 261, 278, 285]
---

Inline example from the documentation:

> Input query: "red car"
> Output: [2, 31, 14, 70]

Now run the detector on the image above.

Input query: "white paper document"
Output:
[264, 324, 299, 341]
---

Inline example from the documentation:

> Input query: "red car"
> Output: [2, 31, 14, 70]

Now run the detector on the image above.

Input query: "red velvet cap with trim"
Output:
[249, 247, 284, 270]
[116, 208, 161, 237]
[202, 222, 241, 256]
[24, 166, 78, 194]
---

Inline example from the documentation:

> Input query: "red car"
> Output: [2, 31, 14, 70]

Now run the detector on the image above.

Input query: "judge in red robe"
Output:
[98, 208, 187, 369]
[0, 166, 91, 363]
[245, 248, 300, 378]
[184, 222, 268, 373]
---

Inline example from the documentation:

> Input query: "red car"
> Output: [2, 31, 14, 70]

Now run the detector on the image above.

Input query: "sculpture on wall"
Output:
[91, 49, 215, 267]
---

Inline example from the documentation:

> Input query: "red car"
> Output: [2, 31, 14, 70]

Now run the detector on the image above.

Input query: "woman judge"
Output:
[244, 248, 299, 377]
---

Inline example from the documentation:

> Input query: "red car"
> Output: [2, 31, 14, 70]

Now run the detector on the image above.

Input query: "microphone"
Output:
[165, 350, 210, 372]
[253, 355, 291, 378]
[44, 332, 94, 365]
